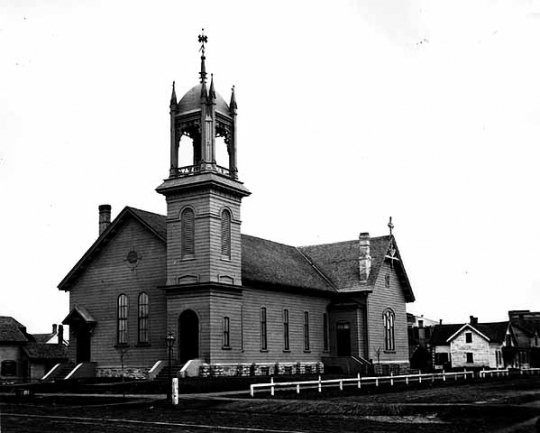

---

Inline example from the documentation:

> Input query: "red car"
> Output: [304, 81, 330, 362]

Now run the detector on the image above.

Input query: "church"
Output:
[58, 34, 415, 379]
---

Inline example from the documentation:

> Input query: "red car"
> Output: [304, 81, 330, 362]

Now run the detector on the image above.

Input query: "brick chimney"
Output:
[99, 204, 112, 236]
[52, 324, 57, 334]
[58, 325, 64, 345]
[358, 232, 371, 283]
[469, 316, 478, 326]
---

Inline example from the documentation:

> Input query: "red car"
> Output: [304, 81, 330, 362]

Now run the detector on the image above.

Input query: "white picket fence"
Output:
[250, 370, 472, 397]
[249, 367, 540, 397]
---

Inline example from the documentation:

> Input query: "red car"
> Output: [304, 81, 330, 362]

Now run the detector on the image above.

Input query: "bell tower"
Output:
[157, 31, 250, 288]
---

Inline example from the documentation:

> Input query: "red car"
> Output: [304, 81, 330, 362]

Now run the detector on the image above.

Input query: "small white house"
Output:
[431, 317, 507, 370]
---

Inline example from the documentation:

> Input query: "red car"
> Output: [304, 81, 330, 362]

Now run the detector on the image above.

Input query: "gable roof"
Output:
[431, 321, 509, 345]
[58, 207, 414, 298]
[0, 316, 31, 343]
[300, 236, 415, 301]
[62, 305, 97, 326]
[33, 333, 55, 343]
[58, 206, 167, 291]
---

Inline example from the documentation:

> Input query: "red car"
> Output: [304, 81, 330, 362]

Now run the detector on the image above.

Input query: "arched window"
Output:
[221, 209, 231, 258]
[117, 294, 128, 345]
[138, 292, 149, 344]
[383, 309, 395, 351]
[222, 317, 230, 348]
[181, 208, 194, 258]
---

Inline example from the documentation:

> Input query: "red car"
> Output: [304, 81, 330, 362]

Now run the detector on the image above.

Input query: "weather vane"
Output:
[198, 29, 208, 54]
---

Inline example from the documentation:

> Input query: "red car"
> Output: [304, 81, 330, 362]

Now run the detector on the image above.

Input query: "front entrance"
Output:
[75, 326, 91, 363]
[336, 322, 351, 356]
[179, 309, 199, 363]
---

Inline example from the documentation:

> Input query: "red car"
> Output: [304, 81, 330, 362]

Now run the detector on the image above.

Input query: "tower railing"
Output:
[173, 163, 235, 179]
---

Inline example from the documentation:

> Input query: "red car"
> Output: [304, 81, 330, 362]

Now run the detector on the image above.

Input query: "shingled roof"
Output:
[300, 236, 415, 301]
[431, 321, 509, 345]
[23, 342, 68, 360]
[0, 316, 32, 343]
[241, 235, 335, 293]
[58, 207, 414, 298]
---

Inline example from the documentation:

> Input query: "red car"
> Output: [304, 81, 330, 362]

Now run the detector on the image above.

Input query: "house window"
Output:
[505, 334, 512, 347]
[181, 208, 195, 258]
[323, 313, 329, 352]
[260, 307, 267, 351]
[304, 311, 310, 351]
[466, 352, 474, 363]
[223, 317, 230, 348]
[138, 292, 149, 344]
[383, 309, 395, 351]
[283, 309, 290, 351]
[117, 294, 129, 345]
[385, 274, 390, 287]
[1, 360, 17, 376]
[435, 353, 449, 365]
[221, 209, 231, 259]
[465, 332, 472, 343]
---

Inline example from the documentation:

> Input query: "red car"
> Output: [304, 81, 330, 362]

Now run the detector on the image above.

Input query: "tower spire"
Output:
[198, 29, 208, 84]
[170, 81, 177, 106]
[229, 85, 237, 113]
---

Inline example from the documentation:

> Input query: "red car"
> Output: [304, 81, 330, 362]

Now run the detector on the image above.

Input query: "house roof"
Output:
[431, 321, 509, 345]
[33, 333, 55, 343]
[58, 206, 414, 299]
[23, 342, 68, 360]
[0, 316, 31, 343]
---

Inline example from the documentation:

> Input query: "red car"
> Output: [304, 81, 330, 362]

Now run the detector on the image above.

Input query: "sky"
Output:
[1, 0, 540, 333]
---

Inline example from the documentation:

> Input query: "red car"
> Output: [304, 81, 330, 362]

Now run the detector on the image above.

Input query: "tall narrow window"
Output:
[260, 307, 267, 350]
[304, 311, 310, 351]
[181, 208, 194, 258]
[283, 309, 290, 351]
[323, 313, 329, 352]
[138, 292, 149, 344]
[383, 309, 395, 351]
[222, 317, 230, 348]
[465, 332, 472, 343]
[221, 209, 231, 258]
[117, 294, 128, 345]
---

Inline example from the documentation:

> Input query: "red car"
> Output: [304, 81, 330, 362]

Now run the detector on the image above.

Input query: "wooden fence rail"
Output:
[249, 367, 540, 397]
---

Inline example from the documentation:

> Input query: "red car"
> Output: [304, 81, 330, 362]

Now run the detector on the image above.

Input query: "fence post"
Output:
[419, 373, 422, 384]
[318, 375, 322, 393]
[464, 369, 467, 380]
[442, 370, 446, 382]
[482, 368, 485, 379]
[172, 378, 179, 405]
[250, 384, 254, 397]
[339, 380, 343, 391]
[405, 376, 409, 386]
[296, 384, 300, 394]
[271, 377, 275, 397]
[376, 378, 379, 387]
[357, 372, 361, 389]
[390, 371, 394, 386]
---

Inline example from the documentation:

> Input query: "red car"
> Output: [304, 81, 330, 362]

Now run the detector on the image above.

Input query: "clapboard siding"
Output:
[367, 261, 409, 364]
[68, 217, 167, 367]
[165, 187, 244, 286]
[238, 287, 332, 363]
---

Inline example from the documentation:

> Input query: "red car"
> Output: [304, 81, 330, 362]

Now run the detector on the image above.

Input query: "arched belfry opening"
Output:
[168, 30, 238, 180]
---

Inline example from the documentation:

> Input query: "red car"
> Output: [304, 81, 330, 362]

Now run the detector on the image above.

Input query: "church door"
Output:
[179, 310, 199, 363]
[76, 326, 91, 363]
[336, 322, 351, 356]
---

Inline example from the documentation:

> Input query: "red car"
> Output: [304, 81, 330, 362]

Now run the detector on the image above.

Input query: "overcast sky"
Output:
[1, 0, 540, 333]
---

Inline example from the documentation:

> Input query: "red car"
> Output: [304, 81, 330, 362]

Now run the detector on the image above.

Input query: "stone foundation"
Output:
[199, 361, 324, 378]
[96, 366, 148, 380]
[373, 363, 410, 376]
